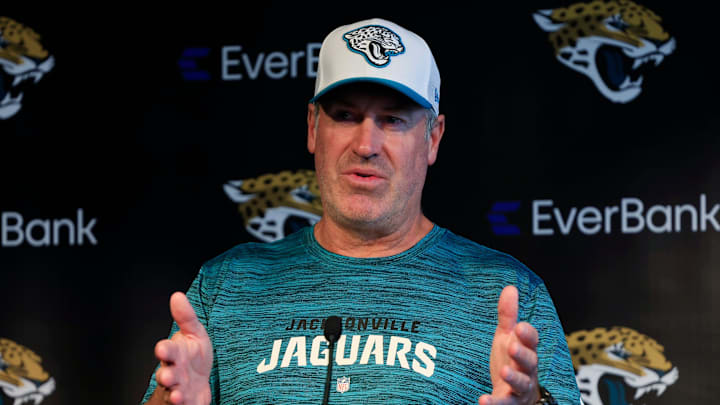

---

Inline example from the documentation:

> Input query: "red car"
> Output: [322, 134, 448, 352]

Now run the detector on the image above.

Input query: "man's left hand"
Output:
[478, 285, 540, 405]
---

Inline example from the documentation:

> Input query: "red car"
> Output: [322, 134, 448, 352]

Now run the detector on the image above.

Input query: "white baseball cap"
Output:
[310, 18, 441, 114]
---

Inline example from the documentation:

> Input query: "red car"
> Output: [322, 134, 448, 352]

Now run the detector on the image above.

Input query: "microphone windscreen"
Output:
[324, 316, 342, 343]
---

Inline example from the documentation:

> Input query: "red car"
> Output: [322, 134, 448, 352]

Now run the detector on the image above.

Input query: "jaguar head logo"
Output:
[533, 1, 675, 103]
[566, 326, 678, 405]
[224, 170, 322, 243]
[0, 338, 55, 405]
[343, 25, 405, 67]
[0, 17, 55, 120]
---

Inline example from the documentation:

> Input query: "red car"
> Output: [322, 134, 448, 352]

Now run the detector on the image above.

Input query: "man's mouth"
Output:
[343, 169, 386, 186]
[349, 172, 380, 181]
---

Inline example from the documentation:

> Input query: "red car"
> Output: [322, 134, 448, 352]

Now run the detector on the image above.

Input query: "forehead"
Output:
[318, 82, 424, 111]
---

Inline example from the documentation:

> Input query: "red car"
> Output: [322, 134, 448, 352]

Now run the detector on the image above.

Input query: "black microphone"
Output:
[322, 316, 342, 405]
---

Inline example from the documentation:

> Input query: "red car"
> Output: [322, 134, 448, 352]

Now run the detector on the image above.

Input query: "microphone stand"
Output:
[322, 316, 342, 405]
[322, 339, 336, 405]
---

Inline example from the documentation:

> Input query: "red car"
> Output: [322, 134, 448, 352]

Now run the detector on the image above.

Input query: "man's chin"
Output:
[337, 209, 386, 226]
[327, 202, 389, 228]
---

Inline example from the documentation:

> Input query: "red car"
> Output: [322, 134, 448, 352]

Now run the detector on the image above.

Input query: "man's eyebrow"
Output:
[380, 101, 416, 111]
[329, 99, 356, 108]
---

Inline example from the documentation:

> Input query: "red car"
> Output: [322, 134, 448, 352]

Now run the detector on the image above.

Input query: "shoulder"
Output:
[197, 227, 310, 284]
[434, 228, 562, 325]
[435, 228, 538, 275]
[432, 226, 545, 292]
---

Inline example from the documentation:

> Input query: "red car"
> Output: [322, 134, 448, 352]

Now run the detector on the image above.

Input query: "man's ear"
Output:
[427, 114, 445, 166]
[307, 103, 317, 154]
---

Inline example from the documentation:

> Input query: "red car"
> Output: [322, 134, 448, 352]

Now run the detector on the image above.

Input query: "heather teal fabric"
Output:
[142, 225, 580, 404]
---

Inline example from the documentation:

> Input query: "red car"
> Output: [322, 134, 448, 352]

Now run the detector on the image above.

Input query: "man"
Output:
[142, 18, 580, 404]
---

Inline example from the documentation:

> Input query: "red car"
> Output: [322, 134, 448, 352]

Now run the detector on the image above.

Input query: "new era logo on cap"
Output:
[343, 25, 405, 67]
[311, 18, 441, 114]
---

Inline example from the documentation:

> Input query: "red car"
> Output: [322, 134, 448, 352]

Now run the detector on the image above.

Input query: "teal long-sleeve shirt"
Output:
[142, 225, 580, 404]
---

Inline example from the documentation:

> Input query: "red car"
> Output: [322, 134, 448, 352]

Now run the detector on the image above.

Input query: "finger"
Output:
[515, 322, 539, 351]
[478, 394, 514, 405]
[169, 389, 183, 405]
[497, 286, 519, 333]
[478, 394, 490, 405]
[501, 365, 534, 398]
[170, 291, 207, 337]
[155, 339, 179, 363]
[509, 340, 538, 375]
[156, 366, 178, 388]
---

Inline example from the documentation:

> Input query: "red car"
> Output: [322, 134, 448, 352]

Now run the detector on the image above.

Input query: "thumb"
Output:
[497, 285, 519, 333]
[169, 291, 207, 338]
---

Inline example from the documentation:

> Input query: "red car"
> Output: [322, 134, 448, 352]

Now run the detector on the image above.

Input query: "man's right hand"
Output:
[149, 292, 213, 405]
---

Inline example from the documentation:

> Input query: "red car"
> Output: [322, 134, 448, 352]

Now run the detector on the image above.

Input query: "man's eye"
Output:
[384, 116, 405, 125]
[332, 111, 354, 121]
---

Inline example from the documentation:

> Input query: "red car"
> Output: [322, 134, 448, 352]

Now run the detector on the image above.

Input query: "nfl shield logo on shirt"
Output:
[336, 376, 350, 393]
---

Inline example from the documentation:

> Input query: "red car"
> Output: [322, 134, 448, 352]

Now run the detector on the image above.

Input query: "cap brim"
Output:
[309, 78, 433, 111]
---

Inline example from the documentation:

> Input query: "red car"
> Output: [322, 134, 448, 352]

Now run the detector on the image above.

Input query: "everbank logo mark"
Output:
[533, 194, 718, 235]
[490, 194, 719, 236]
[179, 43, 321, 81]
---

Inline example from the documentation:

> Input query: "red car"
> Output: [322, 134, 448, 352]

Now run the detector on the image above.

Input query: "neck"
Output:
[313, 213, 434, 258]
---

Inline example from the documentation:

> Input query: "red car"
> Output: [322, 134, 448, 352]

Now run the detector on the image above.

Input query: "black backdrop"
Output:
[1, 2, 718, 404]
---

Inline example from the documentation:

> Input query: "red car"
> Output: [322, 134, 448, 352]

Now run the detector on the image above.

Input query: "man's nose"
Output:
[352, 117, 383, 159]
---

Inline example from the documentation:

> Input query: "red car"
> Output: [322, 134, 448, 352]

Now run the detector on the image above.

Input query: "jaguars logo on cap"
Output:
[343, 25, 405, 67]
